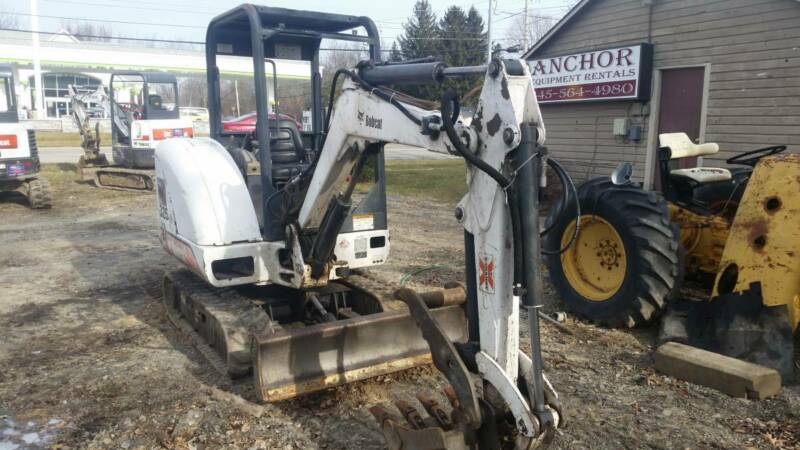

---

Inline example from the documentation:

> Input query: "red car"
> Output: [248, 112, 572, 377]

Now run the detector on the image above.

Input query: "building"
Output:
[0, 29, 311, 120]
[524, 0, 800, 188]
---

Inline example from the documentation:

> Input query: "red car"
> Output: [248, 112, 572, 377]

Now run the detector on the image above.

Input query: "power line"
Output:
[6, 11, 205, 29]
[43, 0, 215, 16]
[0, 26, 202, 45]
[0, 26, 491, 46]
[0, 27, 402, 52]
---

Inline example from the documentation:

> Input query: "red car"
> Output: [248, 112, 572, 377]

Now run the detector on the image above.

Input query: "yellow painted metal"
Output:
[670, 204, 730, 279]
[712, 155, 800, 332]
[561, 215, 627, 302]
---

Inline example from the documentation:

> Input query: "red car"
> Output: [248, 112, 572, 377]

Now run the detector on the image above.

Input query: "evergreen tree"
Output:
[389, 42, 403, 62]
[438, 6, 473, 99]
[397, 0, 438, 98]
[397, 1, 438, 60]
[492, 42, 504, 57]
[395, 2, 488, 102]
[466, 7, 488, 66]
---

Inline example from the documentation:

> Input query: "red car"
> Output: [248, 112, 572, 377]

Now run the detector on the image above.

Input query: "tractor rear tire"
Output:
[544, 178, 682, 328]
[26, 178, 52, 209]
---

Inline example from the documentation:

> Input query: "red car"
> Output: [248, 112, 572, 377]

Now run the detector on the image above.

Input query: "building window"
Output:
[0, 76, 11, 113]
[29, 72, 102, 118]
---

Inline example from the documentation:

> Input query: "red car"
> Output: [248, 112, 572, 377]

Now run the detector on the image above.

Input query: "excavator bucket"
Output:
[253, 305, 468, 401]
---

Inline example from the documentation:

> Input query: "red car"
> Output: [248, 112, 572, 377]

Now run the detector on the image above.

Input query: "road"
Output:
[38, 144, 455, 164]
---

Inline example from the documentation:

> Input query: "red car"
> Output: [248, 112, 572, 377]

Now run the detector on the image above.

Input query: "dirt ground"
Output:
[1, 168, 798, 450]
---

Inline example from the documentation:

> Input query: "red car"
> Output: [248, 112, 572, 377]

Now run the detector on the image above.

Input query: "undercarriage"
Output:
[162, 269, 468, 401]
[77, 154, 156, 192]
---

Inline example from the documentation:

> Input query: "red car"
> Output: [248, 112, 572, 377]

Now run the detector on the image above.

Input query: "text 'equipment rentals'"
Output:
[155, 4, 581, 448]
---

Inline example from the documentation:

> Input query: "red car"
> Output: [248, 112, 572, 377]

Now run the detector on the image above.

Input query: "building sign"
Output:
[528, 44, 653, 103]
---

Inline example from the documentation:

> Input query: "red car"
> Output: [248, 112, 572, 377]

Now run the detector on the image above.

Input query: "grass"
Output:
[39, 159, 468, 205]
[35, 130, 209, 147]
[38, 163, 139, 203]
[385, 159, 466, 204]
[35, 132, 112, 148]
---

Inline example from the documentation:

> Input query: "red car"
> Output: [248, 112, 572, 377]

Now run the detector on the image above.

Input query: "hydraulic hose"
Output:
[440, 90, 511, 189]
[324, 69, 353, 135]
[541, 157, 581, 256]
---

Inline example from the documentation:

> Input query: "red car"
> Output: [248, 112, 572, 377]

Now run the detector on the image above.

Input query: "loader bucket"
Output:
[660, 284, 795, 381]
[253, 305, 468, 401]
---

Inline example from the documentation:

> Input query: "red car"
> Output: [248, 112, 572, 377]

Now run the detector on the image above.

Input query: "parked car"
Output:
[180, 106, 209, 122]
[222, 111, 303, 133]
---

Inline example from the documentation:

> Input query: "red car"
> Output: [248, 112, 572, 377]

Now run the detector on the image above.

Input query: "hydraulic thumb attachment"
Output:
[368, 58, 566, 449]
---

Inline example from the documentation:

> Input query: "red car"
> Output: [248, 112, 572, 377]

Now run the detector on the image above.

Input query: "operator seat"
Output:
[148, 95, 164, 110]
[659, 133, 731, 183]
[658, 133, 741, 214]
[228, 118, 308, 185]
[265, 119, 308, 182]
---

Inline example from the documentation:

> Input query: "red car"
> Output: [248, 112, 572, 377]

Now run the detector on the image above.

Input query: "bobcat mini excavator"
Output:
[156, 5, 579, 448]
[71, 72, 193, 191]
[0, 64, 51, 209]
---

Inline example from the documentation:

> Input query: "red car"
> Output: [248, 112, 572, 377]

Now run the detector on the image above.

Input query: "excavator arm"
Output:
[293, 59, 563, 449]
[69, 84, 132, 165]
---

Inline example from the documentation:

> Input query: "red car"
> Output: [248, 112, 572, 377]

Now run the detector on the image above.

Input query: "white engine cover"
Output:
[0, 123, 30, 160]
[132, 119, 194, 149]
[155, 137, 261, 246]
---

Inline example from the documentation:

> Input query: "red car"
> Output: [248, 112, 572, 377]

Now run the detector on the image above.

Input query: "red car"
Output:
[222, 112, 303, 133]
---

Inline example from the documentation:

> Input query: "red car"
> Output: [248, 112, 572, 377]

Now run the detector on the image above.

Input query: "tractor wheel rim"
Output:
[560, 215, 627, 302]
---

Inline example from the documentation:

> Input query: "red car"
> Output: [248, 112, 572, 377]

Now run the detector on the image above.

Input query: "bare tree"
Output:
[61, 21, 113, 42]
[179, 77, 208, 108]
[0, 8, 20, 30]
[504, 12, 556, 50]
[321, 41, 366, 74]
[320, 41, 367, 103]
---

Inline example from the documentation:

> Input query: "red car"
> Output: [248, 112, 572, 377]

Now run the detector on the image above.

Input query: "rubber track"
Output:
[163, 270, 272, 377]
[26, 178, 52, 209]
[94, 168, 155, 192]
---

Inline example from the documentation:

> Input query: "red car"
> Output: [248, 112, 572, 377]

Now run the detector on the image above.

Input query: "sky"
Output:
[2, 0, 575, 52]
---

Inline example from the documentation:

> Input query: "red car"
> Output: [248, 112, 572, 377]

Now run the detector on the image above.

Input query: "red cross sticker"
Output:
[478, 254, 495, 293]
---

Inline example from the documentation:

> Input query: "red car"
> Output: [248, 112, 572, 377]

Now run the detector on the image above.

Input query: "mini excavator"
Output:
[156, 5, 579, 448]
[70, 72, 193, 191]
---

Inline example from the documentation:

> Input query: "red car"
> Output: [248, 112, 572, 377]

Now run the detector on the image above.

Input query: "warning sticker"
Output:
[478, 254, 495, 294]
[352, 213, 374, 231]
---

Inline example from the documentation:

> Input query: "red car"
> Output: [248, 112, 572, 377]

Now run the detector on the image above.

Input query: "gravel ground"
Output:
[0, 173, 798, 450]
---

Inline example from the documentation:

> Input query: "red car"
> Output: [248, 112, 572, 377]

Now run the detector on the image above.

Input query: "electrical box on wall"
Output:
[628, 125, 642, 141]
[613, 118, 629, 136]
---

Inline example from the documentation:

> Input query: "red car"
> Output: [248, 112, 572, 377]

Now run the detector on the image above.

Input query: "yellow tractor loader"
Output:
[544, 132, 799, 379]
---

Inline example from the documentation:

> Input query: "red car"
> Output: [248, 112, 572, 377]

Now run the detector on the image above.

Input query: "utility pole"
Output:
[30, 0, 45, 118]
[234, 79, 241, 117]
[523, 0, 530, 50]
[486, 0, 493, 63]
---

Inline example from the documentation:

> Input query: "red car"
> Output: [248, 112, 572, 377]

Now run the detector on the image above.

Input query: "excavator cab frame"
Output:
[109, 71, 183, 168]
[0, 66, 19, 124]
[204, 5, 387, 241]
